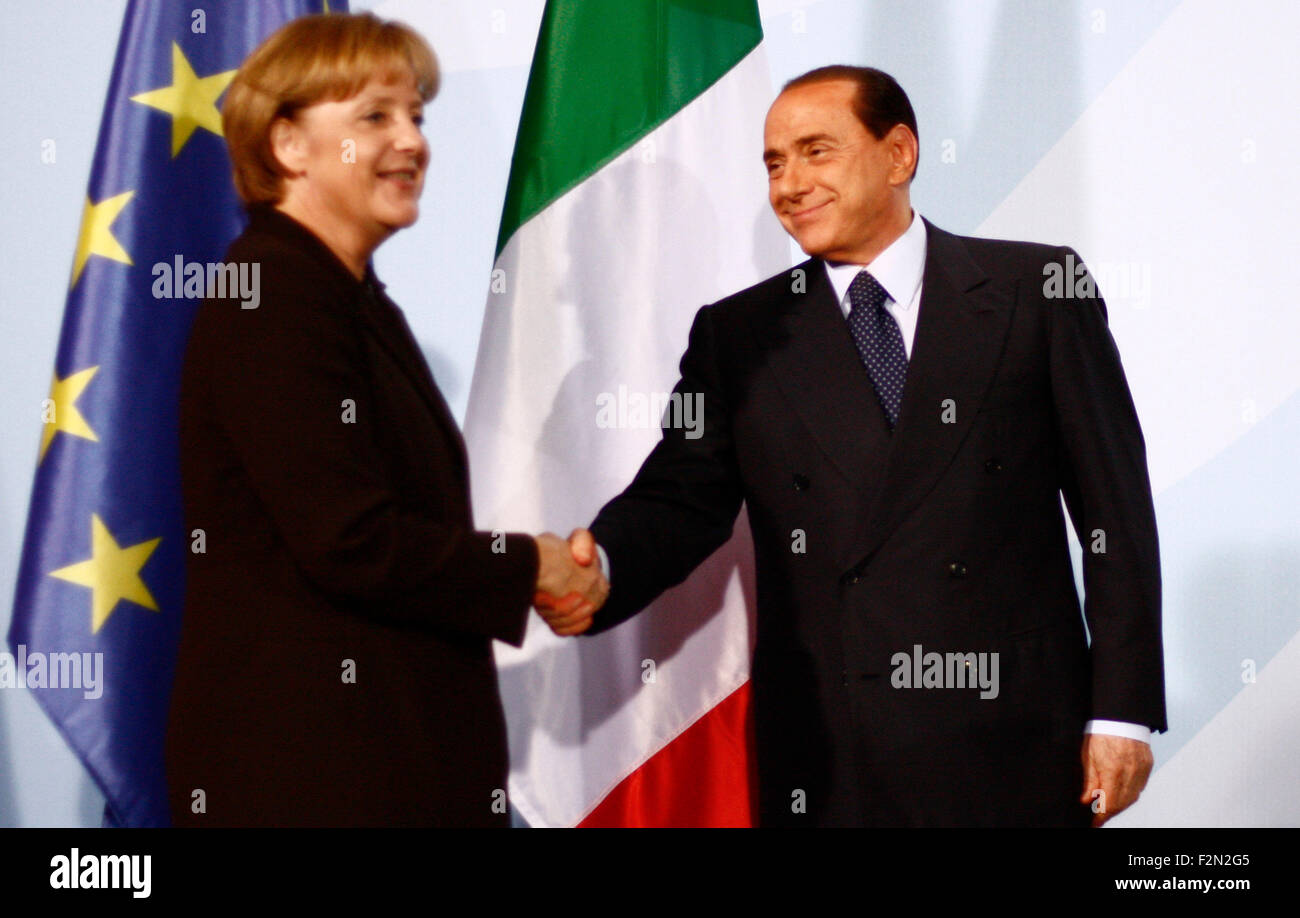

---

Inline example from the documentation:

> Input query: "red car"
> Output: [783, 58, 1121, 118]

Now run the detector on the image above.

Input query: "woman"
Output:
[166, 12, 603, 826]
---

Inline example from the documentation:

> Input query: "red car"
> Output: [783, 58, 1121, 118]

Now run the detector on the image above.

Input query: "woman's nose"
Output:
[394, 115, 425, 154]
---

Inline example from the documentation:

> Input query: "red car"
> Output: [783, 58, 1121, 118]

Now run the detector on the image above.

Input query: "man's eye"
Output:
[366, 111, 386, 123]
[412, 114, 425, 127]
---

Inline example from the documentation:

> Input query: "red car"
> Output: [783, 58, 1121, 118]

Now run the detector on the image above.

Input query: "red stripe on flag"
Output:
[578, 681, 756, 827]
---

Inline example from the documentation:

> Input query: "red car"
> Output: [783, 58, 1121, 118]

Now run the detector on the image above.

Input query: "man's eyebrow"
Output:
[764, 133, 837, 160]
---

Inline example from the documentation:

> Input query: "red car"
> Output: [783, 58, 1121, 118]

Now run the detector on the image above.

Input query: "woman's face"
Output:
[277, 74, 428, 246]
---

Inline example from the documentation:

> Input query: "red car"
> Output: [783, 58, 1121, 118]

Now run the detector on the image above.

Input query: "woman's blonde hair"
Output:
[223, 12, 438, 205]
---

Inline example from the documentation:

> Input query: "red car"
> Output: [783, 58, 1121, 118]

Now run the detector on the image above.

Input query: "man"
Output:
[539, 66, 1165, 827]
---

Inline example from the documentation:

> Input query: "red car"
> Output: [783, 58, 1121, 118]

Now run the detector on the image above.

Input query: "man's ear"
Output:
[886, 124, 919, 186]
[269, 116, 306, 176]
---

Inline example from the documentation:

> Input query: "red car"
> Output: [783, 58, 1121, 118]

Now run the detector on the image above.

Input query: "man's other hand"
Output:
[1080, 733, 1154, 827]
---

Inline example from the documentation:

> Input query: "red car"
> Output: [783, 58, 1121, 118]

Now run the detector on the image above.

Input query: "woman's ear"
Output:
[269, 116, 305, 176]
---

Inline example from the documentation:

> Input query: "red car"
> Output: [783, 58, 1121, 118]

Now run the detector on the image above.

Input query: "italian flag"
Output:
[464, 0, 790, 827]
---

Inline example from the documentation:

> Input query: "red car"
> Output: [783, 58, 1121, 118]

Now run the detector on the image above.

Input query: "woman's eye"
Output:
[412, 114, 425, 127]
[366, 111, 386, 123]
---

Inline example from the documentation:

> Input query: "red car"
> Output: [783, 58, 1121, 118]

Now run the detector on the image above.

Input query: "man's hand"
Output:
[533, 529, 608, 636]
[1080, 733, 1153, 827]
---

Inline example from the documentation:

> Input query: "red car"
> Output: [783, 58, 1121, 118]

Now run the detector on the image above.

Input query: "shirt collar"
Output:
[823, 210, 927, 309]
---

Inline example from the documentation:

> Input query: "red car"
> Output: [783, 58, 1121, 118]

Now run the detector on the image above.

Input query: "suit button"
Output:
[948, 561, 968, 578]
[793, 473, 810, 491]
[985, 458, 1003, 473]
[841, 568, 863, 586]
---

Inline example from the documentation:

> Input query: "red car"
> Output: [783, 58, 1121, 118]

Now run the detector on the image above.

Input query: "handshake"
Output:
[532, 528, 609, 636]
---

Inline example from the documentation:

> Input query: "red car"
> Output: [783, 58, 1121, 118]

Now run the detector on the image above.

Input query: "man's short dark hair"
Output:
[782, 65, 919, 180]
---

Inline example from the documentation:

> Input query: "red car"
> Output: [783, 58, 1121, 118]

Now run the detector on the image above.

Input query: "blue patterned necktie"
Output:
[847, 269, 909, 429]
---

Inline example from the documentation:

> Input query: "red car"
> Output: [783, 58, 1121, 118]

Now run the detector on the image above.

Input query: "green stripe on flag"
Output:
[496, 0, 762, 256]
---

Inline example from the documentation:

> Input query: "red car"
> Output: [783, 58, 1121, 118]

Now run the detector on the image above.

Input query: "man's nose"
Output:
[775, 159, 809, 200]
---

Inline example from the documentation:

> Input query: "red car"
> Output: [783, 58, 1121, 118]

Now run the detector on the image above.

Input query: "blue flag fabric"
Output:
[7, 0, 342, 828]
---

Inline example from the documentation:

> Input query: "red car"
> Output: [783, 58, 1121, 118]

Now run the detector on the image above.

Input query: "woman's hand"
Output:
[533, 530, 609, 636]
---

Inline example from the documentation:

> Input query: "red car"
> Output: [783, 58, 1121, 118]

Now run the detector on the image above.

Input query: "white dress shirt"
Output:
[596, 209, 1149, 744]
[824, 208, 928, 357]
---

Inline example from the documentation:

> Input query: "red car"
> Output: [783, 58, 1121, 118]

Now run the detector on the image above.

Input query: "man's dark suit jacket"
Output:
[166, 205, 537, 826]
[588, 218, 1165, 827]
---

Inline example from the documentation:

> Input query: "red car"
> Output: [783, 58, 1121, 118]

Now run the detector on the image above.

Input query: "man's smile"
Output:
[789, 200, 830, 222]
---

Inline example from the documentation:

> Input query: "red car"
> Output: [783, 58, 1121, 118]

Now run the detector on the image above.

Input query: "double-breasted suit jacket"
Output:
[587, 218, 1165, 826]
[167, 205, 538, 826]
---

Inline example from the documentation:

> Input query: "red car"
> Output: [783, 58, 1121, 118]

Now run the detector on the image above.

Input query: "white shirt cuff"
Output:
[595, 544, 610, 584]
[1085, 719, 1151, 743]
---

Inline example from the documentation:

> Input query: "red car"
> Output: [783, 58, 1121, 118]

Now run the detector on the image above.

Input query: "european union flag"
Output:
[7, 0, 344, 828]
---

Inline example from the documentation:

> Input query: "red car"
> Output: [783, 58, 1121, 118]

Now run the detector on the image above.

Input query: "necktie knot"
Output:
[848, 269, 889, 315]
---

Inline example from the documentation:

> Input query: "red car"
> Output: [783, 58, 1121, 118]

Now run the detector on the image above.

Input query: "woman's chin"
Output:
[378, 204, 420, 232]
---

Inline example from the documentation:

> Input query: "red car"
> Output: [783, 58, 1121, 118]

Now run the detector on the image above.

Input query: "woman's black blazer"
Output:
[166, 205, 537, 826]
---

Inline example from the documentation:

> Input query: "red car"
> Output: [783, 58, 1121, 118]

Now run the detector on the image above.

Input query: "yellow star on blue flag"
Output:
[49, 515, 160, 634]
[71, 192, 133, 287]
[41, 367, 100, 460]
[130, 42, 236, 158]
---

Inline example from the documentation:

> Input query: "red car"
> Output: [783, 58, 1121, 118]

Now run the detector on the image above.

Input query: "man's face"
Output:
[763, 79, 911, 263]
